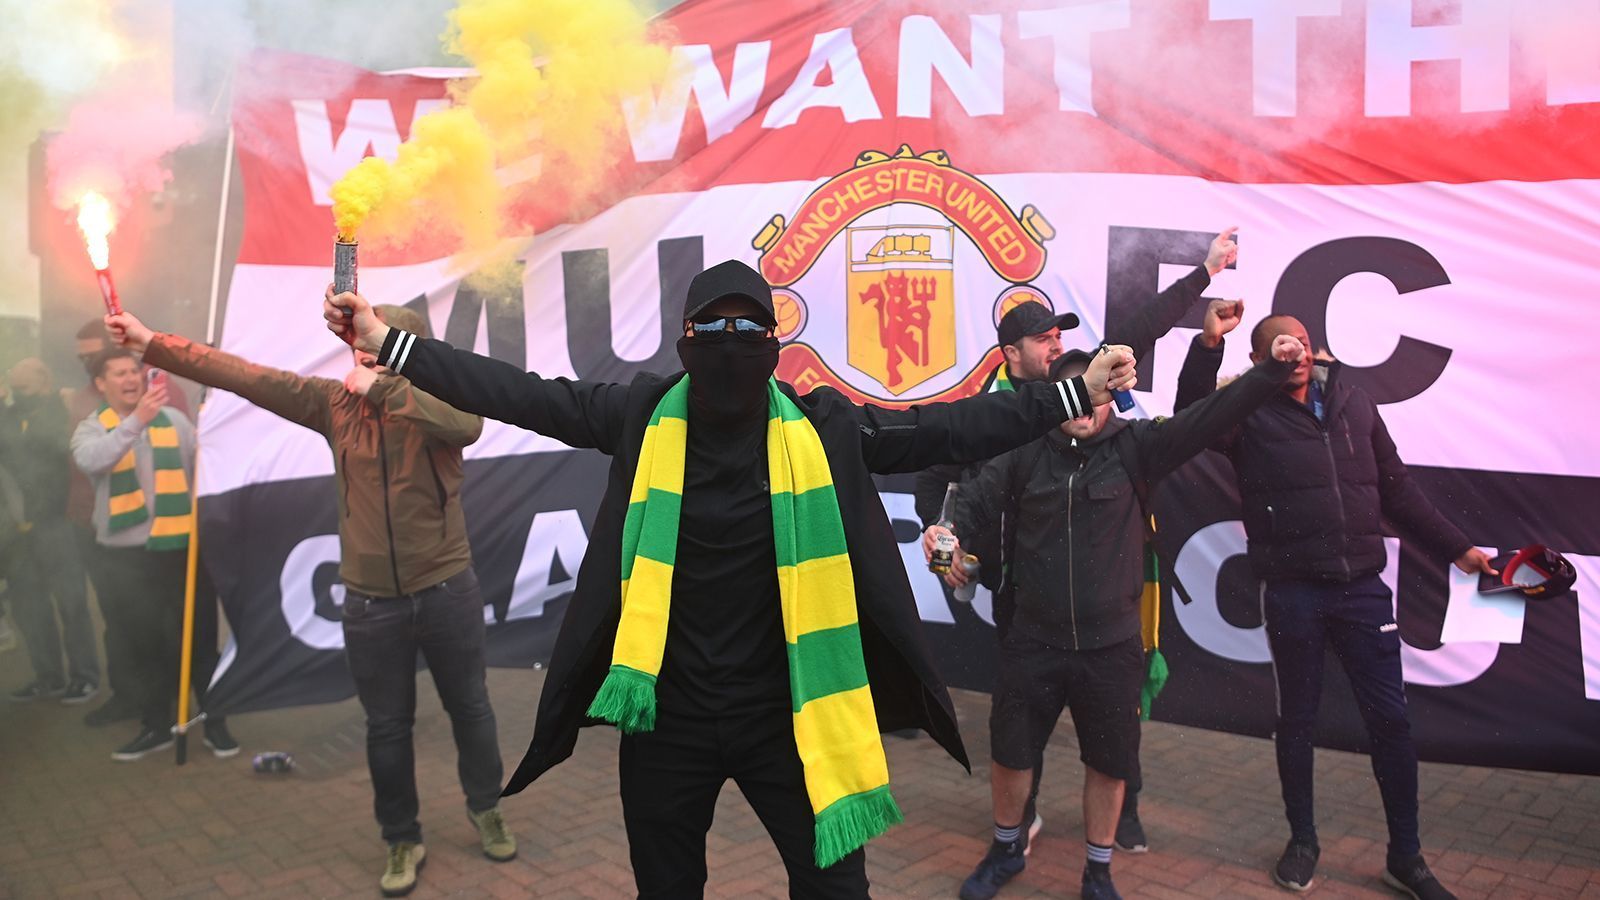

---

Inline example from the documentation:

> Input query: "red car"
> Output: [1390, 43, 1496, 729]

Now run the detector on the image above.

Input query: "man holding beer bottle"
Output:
[928, 333, 1305, 900]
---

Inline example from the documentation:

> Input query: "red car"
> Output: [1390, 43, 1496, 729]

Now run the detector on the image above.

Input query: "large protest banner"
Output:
[200, 0, 1600, 774]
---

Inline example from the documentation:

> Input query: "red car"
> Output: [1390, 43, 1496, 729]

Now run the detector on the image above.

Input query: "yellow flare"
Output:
[328, 0, 673, 252]
[76, 191, 113, 270]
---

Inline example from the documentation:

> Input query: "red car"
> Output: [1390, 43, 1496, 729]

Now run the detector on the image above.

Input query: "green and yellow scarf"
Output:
[98, 405, 192, 551]
[1138, 516, 1168, 720]
[588, 376, 901, 867]
[986, 361, 1013, 393]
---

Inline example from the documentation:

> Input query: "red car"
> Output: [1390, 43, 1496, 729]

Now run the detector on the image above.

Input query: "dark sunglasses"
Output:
[687, 316, 773, 338]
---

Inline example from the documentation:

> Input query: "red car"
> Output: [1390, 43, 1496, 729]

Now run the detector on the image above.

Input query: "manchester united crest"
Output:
[752, 145, 1059, 407]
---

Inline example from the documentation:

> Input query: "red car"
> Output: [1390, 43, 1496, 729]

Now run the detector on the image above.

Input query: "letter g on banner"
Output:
[279, 534, 346, 651]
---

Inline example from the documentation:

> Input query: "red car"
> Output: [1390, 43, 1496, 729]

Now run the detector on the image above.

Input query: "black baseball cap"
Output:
[997, 300, 1079, 347]
[683, 260, 776, 327]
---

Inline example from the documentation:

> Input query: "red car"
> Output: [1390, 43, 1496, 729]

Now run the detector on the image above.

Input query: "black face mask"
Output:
[676, 333, 780, 426]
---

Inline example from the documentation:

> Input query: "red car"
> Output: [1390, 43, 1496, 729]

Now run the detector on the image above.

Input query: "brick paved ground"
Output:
[2, 645, 1597, 899]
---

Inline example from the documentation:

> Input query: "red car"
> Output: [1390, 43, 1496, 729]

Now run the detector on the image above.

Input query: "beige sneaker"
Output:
[379, 842, 425, 897]
[468, 806, 517, 861]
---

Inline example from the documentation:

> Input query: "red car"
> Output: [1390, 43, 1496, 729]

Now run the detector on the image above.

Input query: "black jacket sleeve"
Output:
[851, 377, 1092, 475]
[379, 329, 627, 455]
[914, 462, 963, 528]
[1108, 266, 1211, 363]
[1126, 355, 1293, 485]
[1369, 398, 1474, 563]
[1175, 334, 1226, 414]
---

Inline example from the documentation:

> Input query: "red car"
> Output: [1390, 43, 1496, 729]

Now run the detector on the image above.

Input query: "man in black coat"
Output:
[0, 358, 100, 704]
[1174, 314, 1494, 900]
[912, 227, 1241, 852]
[929, 335, 1304, 900]
[324, 260, 1137, 898]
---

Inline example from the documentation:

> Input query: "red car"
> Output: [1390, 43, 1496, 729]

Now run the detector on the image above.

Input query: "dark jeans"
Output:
[80, 529, 218, 716]
[76, 525, 128, 699]
[1263, 574, 1420, 858]
[95, 546, 187, 731]
[619, 705, 869, 899]
[8, 519, 99, 686]
[341, 567, 503, 845]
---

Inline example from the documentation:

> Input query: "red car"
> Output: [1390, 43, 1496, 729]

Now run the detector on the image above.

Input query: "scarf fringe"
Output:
[813, 785, 904, 868]
[1139, 648, 1169, 722]
[586, 665, 657, 734]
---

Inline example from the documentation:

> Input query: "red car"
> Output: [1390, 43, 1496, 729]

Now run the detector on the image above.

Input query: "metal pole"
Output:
[174, 484, 202, 766]
[205, 126, 235, 347]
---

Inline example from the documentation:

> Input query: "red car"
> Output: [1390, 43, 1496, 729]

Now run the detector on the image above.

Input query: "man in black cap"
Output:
[913, 227, 1240, 855]
[325, 259, 1138, 897]
[932, 330, 1307, 900]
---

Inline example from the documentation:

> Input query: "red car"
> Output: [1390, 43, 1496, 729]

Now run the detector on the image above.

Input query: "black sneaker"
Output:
[1273, 839, 1320, 892]
[112, 727, 175, 762]
[1115, 807, 1148, 854]
[1383, 854, 1456, 900]
[83, 695, 140, 727]
[1082, 866, 1123, 900]
[959, 840, 1027, 900]
[9, 679, 65, 702]
[203, 719, 241, 758]
[60, 681, 99, 705]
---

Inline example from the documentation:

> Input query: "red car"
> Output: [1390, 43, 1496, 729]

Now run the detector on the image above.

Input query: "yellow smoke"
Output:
[330, 0, 673, 257]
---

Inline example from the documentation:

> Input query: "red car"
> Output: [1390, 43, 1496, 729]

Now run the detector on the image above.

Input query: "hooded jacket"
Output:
[913, 264, 1216, 591]
[373, 326, 1097, 792]
[142, 334, 482, 597]
[954, 355, 1293, 649]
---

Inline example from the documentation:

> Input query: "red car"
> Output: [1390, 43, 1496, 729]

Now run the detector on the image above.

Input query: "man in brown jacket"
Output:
[107, 306, 513, 897]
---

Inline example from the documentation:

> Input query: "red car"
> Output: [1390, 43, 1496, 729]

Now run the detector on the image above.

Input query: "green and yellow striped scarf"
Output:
[1138, 516, 1168, 720]
[98, 405, 192, 551]
[588, 376, 901, 867]
[986, 362, 1014, 393]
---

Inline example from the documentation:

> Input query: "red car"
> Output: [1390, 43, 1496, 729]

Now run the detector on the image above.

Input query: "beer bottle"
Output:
[929, 482, 958, 574]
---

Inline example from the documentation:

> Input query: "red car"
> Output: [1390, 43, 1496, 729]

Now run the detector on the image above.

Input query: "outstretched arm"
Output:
[110, 312, 336, 436]
[1107, 228, 1236, 361]
[328, 288, 627, 454]
[855, 345, 1135, 474]
[1128, 335, 1299, 484]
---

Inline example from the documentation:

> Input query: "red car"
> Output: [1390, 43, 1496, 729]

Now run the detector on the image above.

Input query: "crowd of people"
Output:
[3, 229, 1487, 900]
[2, 320, 235, 761]
[918, 230, 1490, 900]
